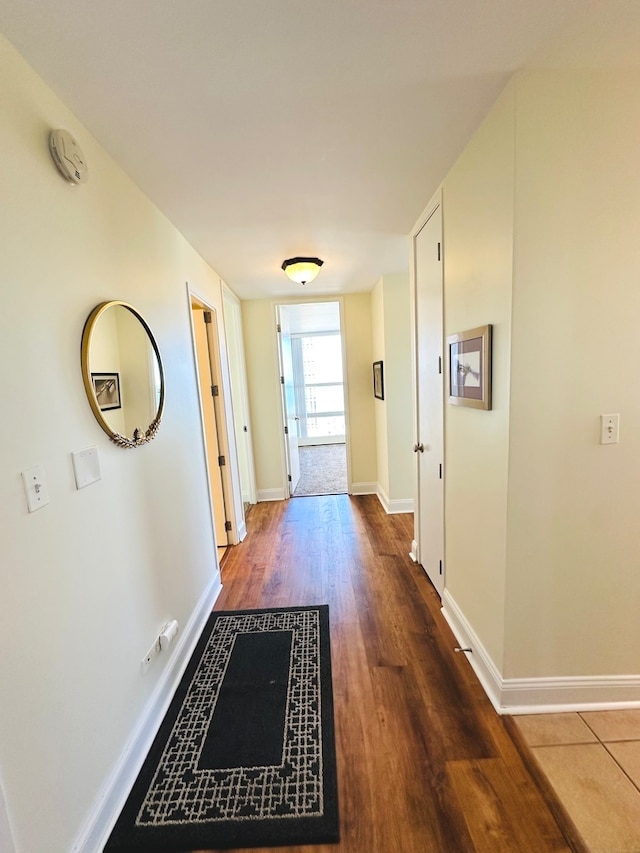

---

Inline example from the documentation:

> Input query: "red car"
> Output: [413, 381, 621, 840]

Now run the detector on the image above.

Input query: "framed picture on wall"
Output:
[91, 372, 122, 411]
[447, 325, 492, 410]
[373, 360, 384, 400]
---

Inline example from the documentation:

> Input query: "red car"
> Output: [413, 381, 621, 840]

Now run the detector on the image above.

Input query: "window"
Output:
[292, 332, 345, 440]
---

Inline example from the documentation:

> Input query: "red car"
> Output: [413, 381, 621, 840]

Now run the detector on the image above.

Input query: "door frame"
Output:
[410, 190, 445, 592]
[273, 297, 351, 497]
[188, 285, 245, 545]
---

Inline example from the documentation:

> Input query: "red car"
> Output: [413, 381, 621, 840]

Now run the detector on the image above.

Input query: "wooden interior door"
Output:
[192, 304, 229, 546]
[414, 203, 444, 597]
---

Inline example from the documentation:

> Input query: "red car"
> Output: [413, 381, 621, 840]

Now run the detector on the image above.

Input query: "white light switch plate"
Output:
[72, 446, 101, 489]
[22, 465, 49, 512]
[600, 413, 620, 445]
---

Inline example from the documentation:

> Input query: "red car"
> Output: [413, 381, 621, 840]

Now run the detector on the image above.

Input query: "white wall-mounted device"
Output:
[49, 129, 88, 184]
[600, 413, 620, 445]
[71, 446, 101, 489]
[159, 620, 179, 650]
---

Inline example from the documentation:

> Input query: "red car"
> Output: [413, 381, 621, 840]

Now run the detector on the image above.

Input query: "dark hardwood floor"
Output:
[211, 494, 573, 853]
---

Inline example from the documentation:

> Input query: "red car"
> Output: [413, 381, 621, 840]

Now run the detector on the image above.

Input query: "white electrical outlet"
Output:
[141, 638, 160, 674]
[71, 446, 101, 489]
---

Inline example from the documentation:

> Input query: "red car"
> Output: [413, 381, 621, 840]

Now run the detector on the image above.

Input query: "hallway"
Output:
[215, 495, 571, 852]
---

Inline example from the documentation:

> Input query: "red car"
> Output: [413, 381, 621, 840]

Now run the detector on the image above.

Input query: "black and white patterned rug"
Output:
[105, 606, 339, 851]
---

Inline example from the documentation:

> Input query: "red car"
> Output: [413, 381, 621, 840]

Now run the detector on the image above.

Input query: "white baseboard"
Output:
[237, 518, 247, 542]
[350, 481, 377, 495]
[501, 676, 640, 714]
[388, 499, 414, 514]
[72, 574, 223, 853]
[441, 589, 504, 712]
[375, 486, 414, 514]
[256, 487, 287, 502]
[441, 589, 640, 715]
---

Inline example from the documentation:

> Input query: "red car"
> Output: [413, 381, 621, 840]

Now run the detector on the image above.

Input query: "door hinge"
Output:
[225, 520, 232, 532]
[276, 323, 281, 333]
[280, 375, 285, 384]
[203, 310, 212, 324]
[438, 356, 442, 374]
[439, 463, 442, 479]
[288, 474, 292, 482]
[218, 455, 226, 466]
[211, 384, 219, 397]
[437, 242, 441, 261]
[439, 560, 443, 575]
[284, 425, 289, 435]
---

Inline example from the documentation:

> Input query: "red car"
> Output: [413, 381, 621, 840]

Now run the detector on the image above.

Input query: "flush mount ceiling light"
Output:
[281, 256, 324, 285]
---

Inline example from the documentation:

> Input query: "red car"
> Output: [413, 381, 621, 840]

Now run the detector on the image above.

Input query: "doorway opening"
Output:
[277, 301, 348, 497]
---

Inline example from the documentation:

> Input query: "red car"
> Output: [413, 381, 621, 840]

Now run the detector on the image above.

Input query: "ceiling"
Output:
[0, 0, 588, 300]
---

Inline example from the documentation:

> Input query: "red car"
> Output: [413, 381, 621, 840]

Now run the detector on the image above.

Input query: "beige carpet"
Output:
[293, 444, 347, 496]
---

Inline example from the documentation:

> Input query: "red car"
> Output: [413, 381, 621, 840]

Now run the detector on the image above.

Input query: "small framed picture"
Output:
[447, 325, 492, 410]
[91, 372, 121, 411]
[373, 360, 384, 400]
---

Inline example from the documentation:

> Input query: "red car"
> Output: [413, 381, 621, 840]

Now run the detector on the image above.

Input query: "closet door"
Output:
[413, 201, 444, 597]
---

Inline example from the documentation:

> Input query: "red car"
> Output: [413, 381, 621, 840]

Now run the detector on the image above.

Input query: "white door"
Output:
[277, 309, 301, 495]
[222, 287, 257, 507]
[413, 202, 444, 597]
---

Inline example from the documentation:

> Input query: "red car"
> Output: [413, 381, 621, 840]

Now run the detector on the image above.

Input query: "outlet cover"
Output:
[600, 413, 620, 445]
[141, 638, 160, 674]
[72, 446, 101, 489]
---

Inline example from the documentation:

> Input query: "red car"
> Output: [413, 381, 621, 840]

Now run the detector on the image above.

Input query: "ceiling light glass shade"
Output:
[281, 256, 324, 285]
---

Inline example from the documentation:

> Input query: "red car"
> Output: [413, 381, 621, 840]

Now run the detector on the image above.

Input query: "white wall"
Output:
[222, 286, 256, 507]
[371, 273, 414, 510]
[504, 62, 640, 679]
[371, 279, 389, 496]
[342, 293, 377, 492]
[0, 779, 15, 853]
[241, 299, 287, 499]
[88, 305, 127, 436]
[0, 35, 232, 851]
[441, 83, 515, 672]
[438, 4, 640, 701]
[382, 273, 413, 506]
[116, 306, 157, 437]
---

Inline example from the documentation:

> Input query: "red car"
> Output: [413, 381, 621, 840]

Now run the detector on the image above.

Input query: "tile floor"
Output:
[514, 710, 640, 852]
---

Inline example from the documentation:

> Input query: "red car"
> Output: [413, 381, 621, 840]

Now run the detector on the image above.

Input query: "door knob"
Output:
[413, 443, 424, 453]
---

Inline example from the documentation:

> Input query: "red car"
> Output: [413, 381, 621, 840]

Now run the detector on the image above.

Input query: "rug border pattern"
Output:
[104, 604, 339, 851]
[135, 609, 325, 826]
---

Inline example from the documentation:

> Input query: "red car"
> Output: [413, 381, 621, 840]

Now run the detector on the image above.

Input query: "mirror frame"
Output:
[81, 300, 165, 448]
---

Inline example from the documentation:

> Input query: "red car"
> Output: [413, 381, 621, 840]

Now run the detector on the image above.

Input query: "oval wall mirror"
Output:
[81, 301, 165, 448]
